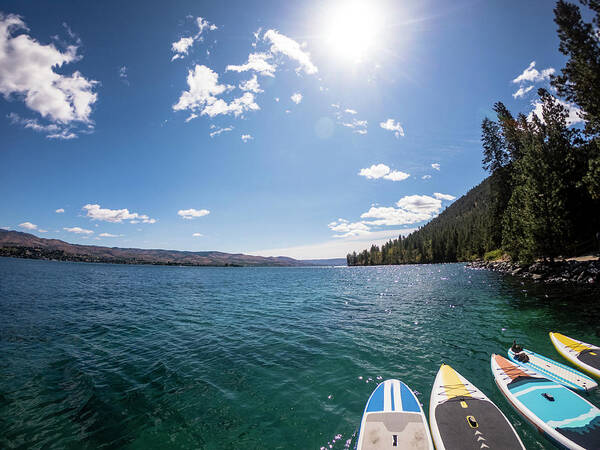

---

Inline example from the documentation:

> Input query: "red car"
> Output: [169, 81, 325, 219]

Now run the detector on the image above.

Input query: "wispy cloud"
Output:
[379, 118, 404, 138]
[239, 75, 263, 93]
[83, 204, 157, 223]
[433, 192, 456, 201]
[263, 29, 318, 74]
[290, 92, 302, 104]
[64, 226, 93, 235]
[171, 16, 218, 61]
[178, 208, 210, 219]
[19, 222, 38, 230]
[55, 208, 65, 213]
[119, 65, 129, 85]
[512, 61, 555, 99]
[209, 125, 233, 137]
[226, 52, 276, 77]
[358, 164, 409, 181]
[431, 163, 440, 171]
[241, 134, 253, 142]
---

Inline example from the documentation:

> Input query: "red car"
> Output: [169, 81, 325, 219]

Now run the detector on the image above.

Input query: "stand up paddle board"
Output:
[492, 354, 600, 449]
[508, 344, 597, 392]
[429, 364, 525, 449]
[357, 379, 433, 450]
[550, 332, 600, 379]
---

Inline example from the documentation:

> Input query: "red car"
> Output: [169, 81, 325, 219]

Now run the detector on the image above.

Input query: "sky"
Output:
[0, 0, 583, 259]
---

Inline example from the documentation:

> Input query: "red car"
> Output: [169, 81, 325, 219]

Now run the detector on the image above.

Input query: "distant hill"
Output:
[347, 176, 494, 265]
[0, 230, 312, 267]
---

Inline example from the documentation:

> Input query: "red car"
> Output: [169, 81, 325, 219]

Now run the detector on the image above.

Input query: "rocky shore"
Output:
[468, 259, 600, 284]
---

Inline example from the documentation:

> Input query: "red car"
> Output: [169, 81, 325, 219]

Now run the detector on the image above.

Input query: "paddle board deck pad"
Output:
[357, 379, 433, 450]
[508, 346, 597, 392]
[491, 354, 600, 449]
[550, 332, 600, 379]
[429, 364, 525, 450]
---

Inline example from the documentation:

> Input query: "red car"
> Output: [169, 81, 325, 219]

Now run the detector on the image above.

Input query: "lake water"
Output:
[1, 257, 600, 449]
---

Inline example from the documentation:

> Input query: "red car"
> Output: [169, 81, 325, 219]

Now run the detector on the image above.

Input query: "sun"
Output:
[325, 1, 383, 63]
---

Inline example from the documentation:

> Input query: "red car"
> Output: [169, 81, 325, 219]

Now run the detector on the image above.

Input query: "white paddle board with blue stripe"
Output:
[357, 379, 433, 450]
[508, 346, 597, 392]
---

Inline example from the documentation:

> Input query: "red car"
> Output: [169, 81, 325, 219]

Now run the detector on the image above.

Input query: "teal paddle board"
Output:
[508, 344, 597, 392]
[492, 354, 600, 449]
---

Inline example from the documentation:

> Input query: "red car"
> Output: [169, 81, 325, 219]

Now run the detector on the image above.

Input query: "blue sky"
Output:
[0, 0, 581, 258]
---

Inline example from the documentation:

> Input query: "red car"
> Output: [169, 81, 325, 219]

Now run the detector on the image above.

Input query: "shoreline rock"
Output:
[467, 259, 600, 285]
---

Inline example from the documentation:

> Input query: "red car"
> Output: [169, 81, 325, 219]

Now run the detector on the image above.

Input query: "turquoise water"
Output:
[1, 257, 600, 449]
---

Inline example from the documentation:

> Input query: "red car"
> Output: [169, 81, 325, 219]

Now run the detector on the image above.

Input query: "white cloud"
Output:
[328, 218, 371, 238]
[263, 29, 318, 74]
[528, 97, 583, 126]
[171, 16, 217, 61]
[185, 113, 198, 123]
[99, 232, 121, 237]
[0, 14, 97, 138]
[396, 195, 442, 214]
[431, 163, 440, 171]
[513, 61, 555, 84]
[345, 109, 357, 114]
[1, 226, 10, 230]
[379, 118, 404, 138]
[119, 65, 128, 85]
[209, 126, 233, 137]
[64, 226, 93, 235]
[172, 37, 194, 59]
[173, 65, 259, 118]
[19, 221, 37, 230]
[329, 195, 442, 236]
[239, 75, 263, 93]
[226, 52, 276, 77]
[241, 134, 253, 142]
[274, 97, 279, 102]
[178, 208, 210, 219]
[359, 164, 389, 179]
[173, 65, 230, 111]
[83, 204, 157, 223]
[290, 92, 302, 104]
[192, 232, 203, 237]
[384, 170, 410, 181]
[360, 206, 432, 226]
[512, 85, 533, 99]
[38, 229, 48, 233]
[433, 192, 456, 201]
[358, 164, 410, 181]
[422, 175, 432, 180]
[202, 92, 260, 118]
[55, 208, 65, 213]
[342, 118, 368, 134]
[342, 195, 442, 229]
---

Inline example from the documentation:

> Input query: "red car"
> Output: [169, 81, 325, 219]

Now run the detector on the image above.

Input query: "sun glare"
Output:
[325, 1, 383, 63]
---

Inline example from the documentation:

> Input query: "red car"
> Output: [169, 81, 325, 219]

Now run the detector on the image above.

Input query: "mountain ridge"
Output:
[0, 230, 336, 267]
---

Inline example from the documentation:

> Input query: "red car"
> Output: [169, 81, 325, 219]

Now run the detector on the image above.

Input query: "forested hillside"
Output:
[349, 0, 600, 266]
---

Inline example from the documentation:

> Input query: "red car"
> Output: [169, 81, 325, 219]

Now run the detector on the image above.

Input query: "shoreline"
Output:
[468, 259, 600, 285]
